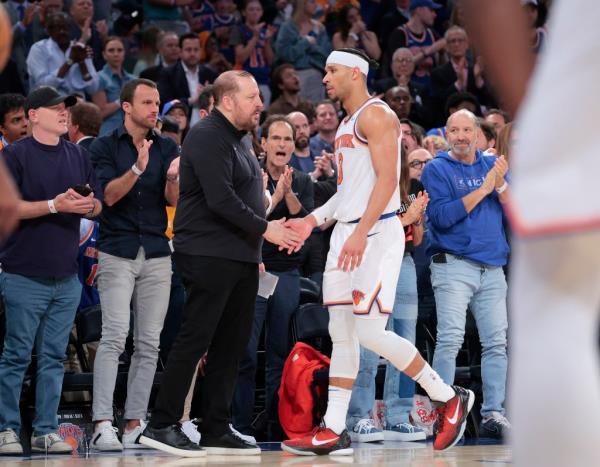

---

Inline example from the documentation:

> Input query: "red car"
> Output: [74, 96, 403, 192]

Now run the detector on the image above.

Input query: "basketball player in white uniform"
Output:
[281, 48, 474, 456]
[463, 1, 600, 466]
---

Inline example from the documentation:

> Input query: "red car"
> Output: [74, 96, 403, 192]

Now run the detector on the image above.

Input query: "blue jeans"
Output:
[233, 269, 300, 434]
[430, 255, 508, 417]
[347, 255, 418, 428]
[0, 272, 81, 435]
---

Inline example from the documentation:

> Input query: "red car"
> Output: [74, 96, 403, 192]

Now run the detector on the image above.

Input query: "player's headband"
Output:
[326, 51, 369, 76]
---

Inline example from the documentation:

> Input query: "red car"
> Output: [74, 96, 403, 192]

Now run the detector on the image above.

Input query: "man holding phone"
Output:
[0, 85, 102, 455]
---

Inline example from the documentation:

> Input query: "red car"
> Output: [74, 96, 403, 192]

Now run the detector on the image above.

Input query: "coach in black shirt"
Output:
[142, 71, 300, 458]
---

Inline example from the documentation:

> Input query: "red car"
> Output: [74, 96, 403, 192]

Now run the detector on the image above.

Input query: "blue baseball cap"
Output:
[161, 99, 189, 117]
[410, 0, 442, 11]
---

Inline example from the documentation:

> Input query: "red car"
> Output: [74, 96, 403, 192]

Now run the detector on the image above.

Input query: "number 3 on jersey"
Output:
[337, 153, 343, 185]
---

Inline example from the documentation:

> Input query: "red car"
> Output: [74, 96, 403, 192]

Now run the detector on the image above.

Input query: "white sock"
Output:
[323, 386, 352, 434]
[413, 363, 454, 403]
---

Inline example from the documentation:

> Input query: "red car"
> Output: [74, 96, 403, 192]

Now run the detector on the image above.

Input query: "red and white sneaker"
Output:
[433, 385, 475, 451]
[281, 423, 353, 456]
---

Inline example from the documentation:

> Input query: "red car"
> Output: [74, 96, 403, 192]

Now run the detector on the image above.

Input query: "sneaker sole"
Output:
[349, 432, 384, 443]
[281, 443, 354, 457]
[139, 435, 207, 457]
[383, 430, 427, 442]
[203, 446, 261, 455]
[123, 442, 152, 449]
[31, 447, 72, 453]
[90, 444, 123, 452]
[435, 389, 475, 452]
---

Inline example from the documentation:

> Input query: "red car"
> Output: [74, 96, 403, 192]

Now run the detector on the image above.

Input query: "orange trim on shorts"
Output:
[324, 300, 354, 307]
[376, 298, 392, 314]
[353, 283, 382, 315]
[505, 193, 600, 237]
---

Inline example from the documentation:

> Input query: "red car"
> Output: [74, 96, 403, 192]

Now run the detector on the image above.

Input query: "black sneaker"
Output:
[200, 428, 261, 455]
[139, 424, 206, 457]
[479, 412, 511, 439]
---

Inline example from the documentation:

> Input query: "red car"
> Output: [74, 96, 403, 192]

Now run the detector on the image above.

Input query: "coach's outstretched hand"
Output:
[283, 216, 316, 254]
[264, 218, 302, 252]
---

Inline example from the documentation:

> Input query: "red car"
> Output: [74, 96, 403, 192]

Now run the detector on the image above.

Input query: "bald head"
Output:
[447, 108, 478, 129]
[213, 70, 256, 106]
[407, 148, 433, 181]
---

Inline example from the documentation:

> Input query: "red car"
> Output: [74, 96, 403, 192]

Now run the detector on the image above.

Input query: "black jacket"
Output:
[157, 61, 217, 111]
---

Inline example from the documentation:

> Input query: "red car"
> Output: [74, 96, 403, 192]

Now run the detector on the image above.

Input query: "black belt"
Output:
[432, 252, 464, 264]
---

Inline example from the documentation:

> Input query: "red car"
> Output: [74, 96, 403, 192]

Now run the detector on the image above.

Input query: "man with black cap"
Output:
[0, 85, 102, 455]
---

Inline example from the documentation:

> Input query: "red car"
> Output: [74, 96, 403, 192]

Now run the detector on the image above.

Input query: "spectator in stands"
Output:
[132, 26, 162, 76]
[139, 31, 181, 82]
[386, 0, 446, 87]
[201, 31, 234, 75]
[378, 0, 410, 53]
[426, 91, 482, 139]
[273, 0, 293, 28]
[230, 0, 276, 107]
[0, 86, 101, 455]
[160, 115, 182, 145]
[112, 6, 145, 73]
[430, 26, 494, 125]
[407, 147, 432, 181]
[68, 0, 106, 70]
[384, 84, 431, 128]
[476, 118, 497, 153]
[421, 109, 510, 439]
[202, 0, 240, 66]
[423, 134, 449, 154]
[332, 4, 381, 61]
[0, 93, 28, 149]
[523, 0, 546, 54]
[184, 0, 215, 32]
[161, 99, 190, 143]
[346, 147, 428, 444]
[495, 121, 514, 161]
[400, 118, 422, 154]
[27, 13, 99, 97]
[267, 63, 315, 119]
[197, 84, 215, 120]
[275, 0, 331, 103]
[309, 100, 338, 155]
[233, 114, 313, 441]
[93, 37, 135, 136]
[89, 79, 180, 451]
[374, 48, 425, 102]
[67, 101, 102, 150]
[143, 0, 191, 36]
[158, 32, 217, 128]
[484, 108, 510, 133]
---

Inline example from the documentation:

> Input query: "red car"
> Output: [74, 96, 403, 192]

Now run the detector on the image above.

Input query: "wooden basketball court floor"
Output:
[0, 440, 511, 466]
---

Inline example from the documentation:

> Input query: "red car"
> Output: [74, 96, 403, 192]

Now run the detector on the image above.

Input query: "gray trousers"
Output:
[93, 248, 171, 421]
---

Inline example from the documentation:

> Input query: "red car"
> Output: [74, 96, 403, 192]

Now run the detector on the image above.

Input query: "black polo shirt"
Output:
[174, 109, 267, 263]
[90, 126, 179, 259]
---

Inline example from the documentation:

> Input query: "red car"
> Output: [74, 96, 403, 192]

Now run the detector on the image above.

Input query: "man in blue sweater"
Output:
[421, 109, 510, 439]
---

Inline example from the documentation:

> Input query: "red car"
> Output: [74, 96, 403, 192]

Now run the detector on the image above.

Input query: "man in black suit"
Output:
[430, 26, 495, 126]
[157, 33, 217, 128]
[67, 101, 102, 151]
[139, 31, 181, 83]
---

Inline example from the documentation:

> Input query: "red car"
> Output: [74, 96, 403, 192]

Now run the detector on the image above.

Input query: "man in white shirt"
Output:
[26, 12, 99, 96]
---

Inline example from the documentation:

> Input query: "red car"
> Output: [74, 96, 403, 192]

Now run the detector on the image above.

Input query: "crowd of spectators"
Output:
[0, 0, 549, 454]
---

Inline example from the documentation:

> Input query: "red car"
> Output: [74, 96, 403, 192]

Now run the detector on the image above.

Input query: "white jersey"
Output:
[511, 0, 600, 235]
[331, 98, 401, 223]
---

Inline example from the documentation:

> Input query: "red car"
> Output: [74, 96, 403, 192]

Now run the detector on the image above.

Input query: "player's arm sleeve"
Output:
[311, 191, 340, 226]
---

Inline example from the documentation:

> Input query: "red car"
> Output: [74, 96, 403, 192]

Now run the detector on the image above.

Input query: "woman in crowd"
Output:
[275, 0, 331, 103]
[92, 37, 135, 136]
[331, 4, 380, 61]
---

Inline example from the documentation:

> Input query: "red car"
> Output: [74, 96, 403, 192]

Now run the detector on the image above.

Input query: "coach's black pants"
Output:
[149, 253, 258, 436]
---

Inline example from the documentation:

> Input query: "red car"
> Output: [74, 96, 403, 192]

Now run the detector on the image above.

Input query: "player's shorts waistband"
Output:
[347, 211, 398, 224]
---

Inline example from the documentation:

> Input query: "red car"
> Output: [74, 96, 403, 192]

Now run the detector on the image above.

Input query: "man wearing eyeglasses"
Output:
[407, 147, 433, 181]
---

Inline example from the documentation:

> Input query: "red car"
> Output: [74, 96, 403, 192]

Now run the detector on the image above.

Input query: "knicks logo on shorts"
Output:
[352, 290, 366, 306]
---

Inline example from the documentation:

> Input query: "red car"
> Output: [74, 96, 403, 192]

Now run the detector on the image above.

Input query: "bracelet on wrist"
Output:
[48, 199, 58, 214]
[496, 181, 508, 194]
[131, 163, 144, 176]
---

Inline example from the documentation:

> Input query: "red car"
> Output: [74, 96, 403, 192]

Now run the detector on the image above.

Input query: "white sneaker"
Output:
[349, 418, 384, 443]
[229, 424, 256, 445]
[181, 420, 201, 445]
[123, 421, 151, 449]
[30, 432, 72, 453]
[90, 422, 123, 452]
[0, 429, 23, 454]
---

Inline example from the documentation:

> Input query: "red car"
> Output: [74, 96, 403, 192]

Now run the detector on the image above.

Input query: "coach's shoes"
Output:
[90, 422, 123, 451]
[30, 432, 72, 453]
[0, 429, 23, 455]
[200, 427, 261, 455]
[349, 418, 383, 443]
[433, 385, 475, 451]
[281, 423, 353, 456]
[479, 412, 511, 439]
[140, 424, 206, 457]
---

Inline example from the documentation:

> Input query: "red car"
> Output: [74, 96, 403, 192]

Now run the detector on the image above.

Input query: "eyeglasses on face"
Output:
[408, 159, 430, 169]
